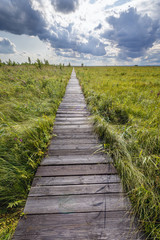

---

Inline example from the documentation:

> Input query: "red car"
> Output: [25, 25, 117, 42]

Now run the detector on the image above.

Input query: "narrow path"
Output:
[13, 69, 143, 240]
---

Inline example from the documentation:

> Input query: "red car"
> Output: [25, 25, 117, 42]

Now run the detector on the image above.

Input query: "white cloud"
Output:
[0, 0, 160, 65]
[0, 37, 16, 54]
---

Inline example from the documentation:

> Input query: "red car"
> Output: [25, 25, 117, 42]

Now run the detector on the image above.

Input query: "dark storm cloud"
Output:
[51, 0, 79, 14]
[0, 0, 47, 36]
[102, 8, 160, 58]
[0, 38, 16, 54]
[94, 23, 102, 31]
[0, 0, 105, 56]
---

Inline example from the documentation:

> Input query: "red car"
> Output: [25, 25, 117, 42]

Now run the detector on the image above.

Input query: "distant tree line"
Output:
[0, 58, 72, 69]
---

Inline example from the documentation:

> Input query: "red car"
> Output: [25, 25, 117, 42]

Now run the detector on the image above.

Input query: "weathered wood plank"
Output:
[53, 133, 97, 139]
[32, 175, 121, 187]
[56, 114, 89, 118]
[53, 124, 92, 129]
[55, 121, 90, 125]
[55, 117, 91, 121]
[59, 105, 86, 108]
[62, 100, 85, 102]
[41, 154, 110, 165]
[48, 149, 101, 155]
[29, 183, 123, 197]
[56, 111, 89, 115]
[48, 144, 103, 155]
[24, 193, 129, 214]
[13, 231, 143, 240]
[48, 143, 100, 150]
[13, 211, 143, 240]
[49, 138, 99, 145]
[57, 109, 88, 113]
[53, 128, 93, 134]
[36, 164, 117, 177]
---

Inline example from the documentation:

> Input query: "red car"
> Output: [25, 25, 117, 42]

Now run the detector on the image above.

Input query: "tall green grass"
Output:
[76, 66, 160, 239]
[0, 65, 71, 239]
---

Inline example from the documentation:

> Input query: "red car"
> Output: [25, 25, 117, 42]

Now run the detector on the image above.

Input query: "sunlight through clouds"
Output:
[0, 0, 160, 65]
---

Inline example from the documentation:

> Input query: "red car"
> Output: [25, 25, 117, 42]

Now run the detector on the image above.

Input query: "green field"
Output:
[0, 64, 71, 239]
[1, 65, 160, 239]
[76, 66, 160, 239]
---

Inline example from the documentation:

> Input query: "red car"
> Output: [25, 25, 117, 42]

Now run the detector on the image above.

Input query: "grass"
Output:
[0, 64, 71, 239]
[76, 66, 160, 239]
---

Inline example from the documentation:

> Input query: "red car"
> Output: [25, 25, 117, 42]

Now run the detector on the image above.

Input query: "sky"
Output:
[0, 0, 160, 66]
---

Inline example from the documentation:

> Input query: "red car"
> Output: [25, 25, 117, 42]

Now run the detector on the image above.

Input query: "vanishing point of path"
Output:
[13, 69, 143, 240]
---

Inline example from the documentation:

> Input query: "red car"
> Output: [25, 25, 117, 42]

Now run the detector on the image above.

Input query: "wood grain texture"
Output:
[13, 212, 144, 240]
[24, 193, 129, 214]
[41, 154, 112, 165]
[49, 138, 98, 145]
[52, 133, 97, 139]
[29, 183, 123, 196]
[32, 175, 121, 187]
[54, 124, 92, 129]
[55, 120, 90, 125]
[36, 164, 117, 177]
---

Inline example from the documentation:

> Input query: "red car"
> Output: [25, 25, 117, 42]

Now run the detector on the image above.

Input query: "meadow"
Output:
[0, 64, 71, 239]
[76, 66, 160, 240]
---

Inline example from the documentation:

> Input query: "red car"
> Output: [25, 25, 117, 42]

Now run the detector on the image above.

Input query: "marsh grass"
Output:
[0, 65, 71, 239]
[76, 66, 160, 239]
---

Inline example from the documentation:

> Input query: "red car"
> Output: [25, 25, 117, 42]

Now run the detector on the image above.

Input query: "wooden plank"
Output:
[48, 143, 100, 150]
[55, 121, 90, 125]
[57, 111, 89, 114]
[58, 105, 86, 108]
[29, 183, 123, 197]
[56, 114, 89, 118]
[32, 175, 121, 187]
[53, 124, 92, 129]
[65, 91, 82, 93]
[60, 101, 86, 104]
[53, 128, 93, 134]
[58, 109, 87, 112]
[49, 138, 99, 145]
[24, 193, 129, 214]
[13, 231, 142, 240]
[62, 99, 85, 103]
[48, 149, 101, 155]
[55, 117, 90, 121]
[36, 164, 117, 177]
[48, 145, 102, 155]
[13, 211, 141, 239]
[53, 133, 97, 139]
[41, 154, 110, 165]
[58, 108, 87, 111]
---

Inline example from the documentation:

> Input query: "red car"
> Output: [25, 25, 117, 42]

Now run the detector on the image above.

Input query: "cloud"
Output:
[94, 23, 102, 30]
[77, 36, 106, 56]
[0, 0, 105, 57]
[0, 0, 47, 36]
[0, 37, 16, 54]
[51, 0, 79, 14]
[106, 0, 132, 9]
[49, 31, 106, 56]
[102, 8, 160, 58]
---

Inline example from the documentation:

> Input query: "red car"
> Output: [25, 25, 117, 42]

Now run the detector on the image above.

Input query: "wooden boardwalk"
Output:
[13, 69, 143, 240]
